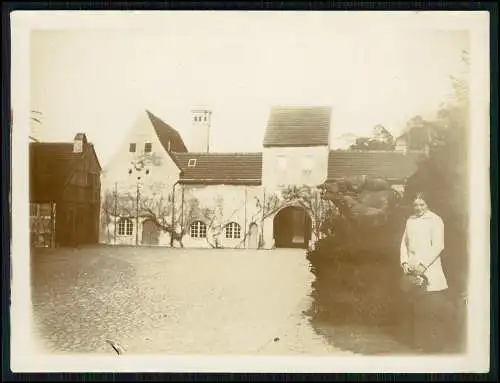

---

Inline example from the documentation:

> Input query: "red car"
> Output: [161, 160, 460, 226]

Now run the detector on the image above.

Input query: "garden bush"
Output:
[307, 201, 467, 352]
[307, 230, 405, 327]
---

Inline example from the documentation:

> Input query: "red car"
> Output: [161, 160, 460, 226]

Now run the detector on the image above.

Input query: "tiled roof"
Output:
[327, 150, 423, 181]
[29, 143, 82, 201]
[30, 141, 101, 201]
[146, 110, 188, 153]
[173, 152, 262, 185]
[263, 106, 331, 147]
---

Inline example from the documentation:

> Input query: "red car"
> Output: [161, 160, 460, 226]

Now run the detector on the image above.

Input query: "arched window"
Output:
[117, 218, 133, 236]
[190, 221, 207, 238]
[225, 222, 241, 239]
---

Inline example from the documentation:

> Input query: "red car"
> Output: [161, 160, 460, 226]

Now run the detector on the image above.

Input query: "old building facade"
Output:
[100, 106, 421, 249]
[30, 133, 102, 247]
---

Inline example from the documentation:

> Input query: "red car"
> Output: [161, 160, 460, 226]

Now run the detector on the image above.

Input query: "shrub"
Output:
[307, 228, 405, 327]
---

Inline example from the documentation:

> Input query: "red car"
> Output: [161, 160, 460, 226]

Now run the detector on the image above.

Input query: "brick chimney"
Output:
[73, 133, 87, 153]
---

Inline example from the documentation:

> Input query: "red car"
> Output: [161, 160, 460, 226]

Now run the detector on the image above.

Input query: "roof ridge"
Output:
[145, 109, 188, 160]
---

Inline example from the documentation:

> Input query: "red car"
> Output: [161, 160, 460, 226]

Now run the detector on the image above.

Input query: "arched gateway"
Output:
[273, 206, 312, 249]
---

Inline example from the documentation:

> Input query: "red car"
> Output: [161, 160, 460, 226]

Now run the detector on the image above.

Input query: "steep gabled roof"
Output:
[327, 150, 423, 182]
[173, 152, 262, 185]
[88, 143, 102, 171]
[263, 106, 332, 147]
[146, 110, 188, 153]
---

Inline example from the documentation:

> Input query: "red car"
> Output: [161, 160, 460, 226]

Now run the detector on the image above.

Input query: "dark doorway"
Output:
[142, 219, 160, 245]
[273, 206, 311, 249]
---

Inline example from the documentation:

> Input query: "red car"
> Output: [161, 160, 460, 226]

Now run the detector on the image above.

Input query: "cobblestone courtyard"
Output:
[31, 246, 350, 356]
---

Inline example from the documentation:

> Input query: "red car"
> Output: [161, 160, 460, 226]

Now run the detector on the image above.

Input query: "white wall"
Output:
[189, 110, 211, 153]
[101, 217, 173, 246]
[262, 146, 329, 191]
[102, 111, 181, 191]
[180, 184, 264, 249]
[100, 111, 181, 245]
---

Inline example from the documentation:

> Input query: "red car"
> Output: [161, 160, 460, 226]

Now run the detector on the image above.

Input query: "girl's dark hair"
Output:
[413, 191, 426, 202]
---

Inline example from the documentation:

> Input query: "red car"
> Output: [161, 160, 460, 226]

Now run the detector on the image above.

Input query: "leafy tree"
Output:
[319, 176, 404, 251]
[399, 115, 432, 151]
[404, 49, 470, 296]
[350, 125, 395, 151]
[372, 124, 395, 145]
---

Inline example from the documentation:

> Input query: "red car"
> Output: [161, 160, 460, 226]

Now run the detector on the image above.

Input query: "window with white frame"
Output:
[118, 218, 133, 236]
[225, 222, 241, 239]
[190, 221, 207, 238]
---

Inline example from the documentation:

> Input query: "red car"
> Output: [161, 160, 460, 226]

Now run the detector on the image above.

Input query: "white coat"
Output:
[400, 210, 448, 292]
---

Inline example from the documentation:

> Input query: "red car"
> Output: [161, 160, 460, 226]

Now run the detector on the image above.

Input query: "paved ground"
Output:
[31, 246, 351, 356]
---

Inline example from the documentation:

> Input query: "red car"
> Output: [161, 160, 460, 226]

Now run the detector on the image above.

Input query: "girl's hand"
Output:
[402, 262, 410, 274]
[413, 263, 426, 275]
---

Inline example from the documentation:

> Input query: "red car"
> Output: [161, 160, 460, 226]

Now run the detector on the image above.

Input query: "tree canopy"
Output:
[349, 125, 395, 151]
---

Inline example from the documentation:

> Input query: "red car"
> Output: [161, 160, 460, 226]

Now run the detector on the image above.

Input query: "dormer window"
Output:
[188, 159, 197, 167]
[129, 143, 136, 152]
[144, 143, 152, 153]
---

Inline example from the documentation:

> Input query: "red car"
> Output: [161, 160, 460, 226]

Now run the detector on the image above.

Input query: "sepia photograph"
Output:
[10, 10, 490, 373]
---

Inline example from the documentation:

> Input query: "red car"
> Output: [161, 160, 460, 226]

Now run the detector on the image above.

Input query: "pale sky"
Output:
[29, 12, 469, 167]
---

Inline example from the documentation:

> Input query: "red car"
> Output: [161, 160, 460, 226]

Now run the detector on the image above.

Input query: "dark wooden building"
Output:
[30, 133, 102, 247]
